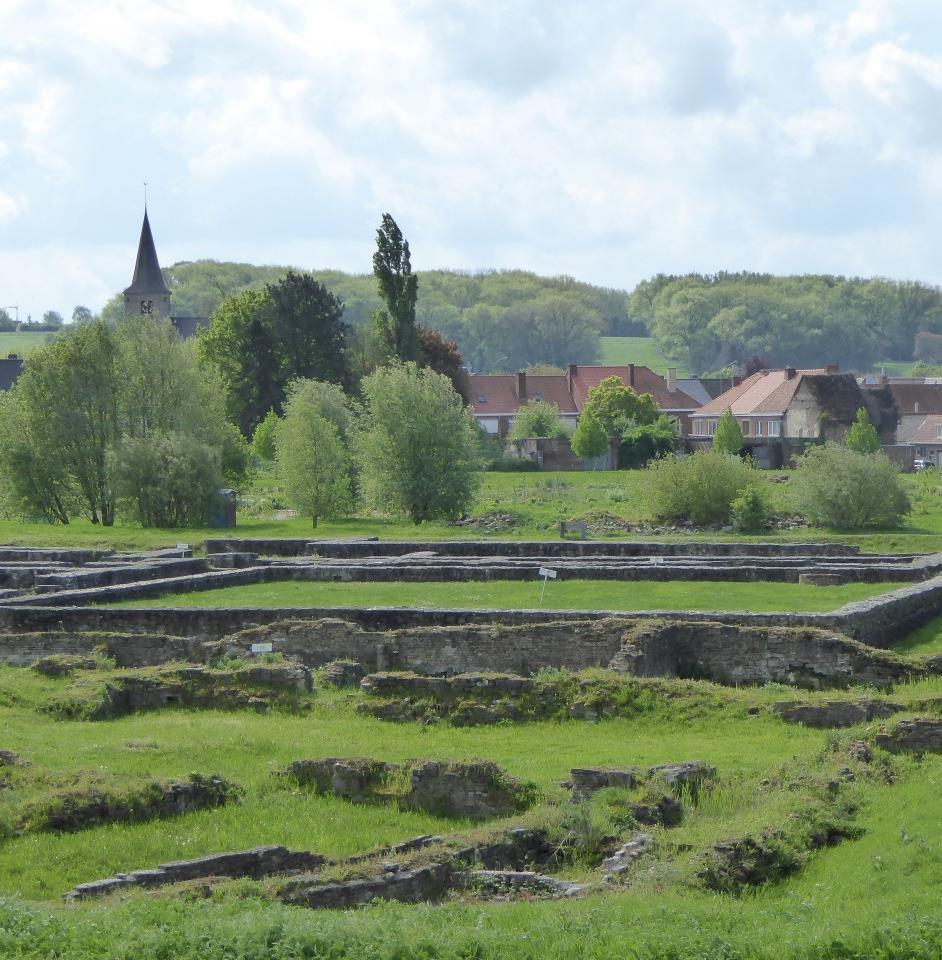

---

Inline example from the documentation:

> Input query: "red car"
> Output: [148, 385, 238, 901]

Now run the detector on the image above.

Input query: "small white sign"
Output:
[250, 642, 274, 654]
[538, 567, 557, 579]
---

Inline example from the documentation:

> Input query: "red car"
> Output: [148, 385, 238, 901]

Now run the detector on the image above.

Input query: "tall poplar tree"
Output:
[372, 213, 420, 362]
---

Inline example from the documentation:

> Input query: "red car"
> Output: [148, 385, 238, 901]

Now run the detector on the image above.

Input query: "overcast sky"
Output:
[2, 0, 942, 319]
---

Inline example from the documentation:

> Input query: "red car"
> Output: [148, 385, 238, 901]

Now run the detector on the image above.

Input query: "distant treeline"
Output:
[101, 262, 637, 373]
[100, 263, 942, 375]
[630, 272, 942, 374]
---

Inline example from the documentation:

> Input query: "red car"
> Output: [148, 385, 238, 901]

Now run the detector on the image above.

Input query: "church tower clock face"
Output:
[140, 299, 153, 315]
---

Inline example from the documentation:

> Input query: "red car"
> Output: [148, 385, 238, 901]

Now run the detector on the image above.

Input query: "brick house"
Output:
[908, 416, 942, 466]
[689, 367, 894, 468]
[877, 382, 942, 443]
[468, 364, 701, 439]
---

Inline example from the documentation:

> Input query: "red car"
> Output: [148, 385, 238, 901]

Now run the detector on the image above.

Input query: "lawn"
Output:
[3, 467, 942, 554]
[1, 657, 942, 958]
[599, 335, 686, 374]
[107, 578, 902, 612]
[0, 677, 818, 900]
[0, 331, 55, 357]
[890, 614, 942, 656]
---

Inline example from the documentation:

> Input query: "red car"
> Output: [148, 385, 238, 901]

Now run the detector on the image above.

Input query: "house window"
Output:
[741, 419, 751, 436]
[755, 420, 763, 437]
[708, 420, 717, 436]
[767, 420, 780, 437]
[693, 420, 704, 436]
[937, 424, 942, 439]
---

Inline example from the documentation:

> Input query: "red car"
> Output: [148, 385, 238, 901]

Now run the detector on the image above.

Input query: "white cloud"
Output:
[3, 0, 942, 319]
[0, 191, 27, 222]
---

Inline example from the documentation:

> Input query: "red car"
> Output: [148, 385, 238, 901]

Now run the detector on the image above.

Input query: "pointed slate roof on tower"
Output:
[123, 210, 170, 295]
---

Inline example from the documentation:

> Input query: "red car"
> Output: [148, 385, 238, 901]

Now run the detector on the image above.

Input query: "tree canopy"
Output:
[712, 408, 744, 455]
[507, 400, 570, 441]
[581, 376, 660, 438]
[845, 407, 881, 454]
[357, 362, 481, 523]
[373, 213, 420, 362]
[199, 271, 350, 436]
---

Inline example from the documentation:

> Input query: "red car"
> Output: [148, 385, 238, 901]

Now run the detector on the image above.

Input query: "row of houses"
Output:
[468, 363, 942, 469]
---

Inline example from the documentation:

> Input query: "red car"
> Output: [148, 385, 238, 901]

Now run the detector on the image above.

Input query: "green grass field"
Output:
[108, 578, 901, 612]
[599, 335, 685, 374]
[4, 468, 942, 553]
[1, 658, 942, 959]
[0, 330, 55, 357]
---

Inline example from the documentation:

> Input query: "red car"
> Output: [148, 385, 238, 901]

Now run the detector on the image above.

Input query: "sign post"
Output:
[538, 566, 557, 604]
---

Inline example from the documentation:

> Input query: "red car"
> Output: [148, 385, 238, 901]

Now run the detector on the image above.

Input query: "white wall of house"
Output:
[784, 383, 822, 439]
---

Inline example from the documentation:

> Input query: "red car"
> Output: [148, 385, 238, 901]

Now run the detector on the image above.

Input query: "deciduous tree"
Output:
[276, 387, 354, 528]
[373, 213, 420, 362]
[571, 408, 609, 461]
[357, 362, 481, 523]
[845, 407, 881, 454]
[712, 408, 744, 455]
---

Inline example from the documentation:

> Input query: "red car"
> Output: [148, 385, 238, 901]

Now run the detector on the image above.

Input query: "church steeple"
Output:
[123, 209, 171, 319]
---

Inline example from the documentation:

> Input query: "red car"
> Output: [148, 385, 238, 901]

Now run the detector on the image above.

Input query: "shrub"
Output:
[571, 408, 609, 460]
[637, 450, 757, 526]
[251, 410, 280, 461]
[845, 407, 881, 454]
[507, 399, 570, 440]
[792, 443, 910, 530]
[712, 408, 744, 455]
[730, 487, 770, 533]
[620, 415, 679, 469]
[357, 361, 482, 523]
[112, 433, 221, 528]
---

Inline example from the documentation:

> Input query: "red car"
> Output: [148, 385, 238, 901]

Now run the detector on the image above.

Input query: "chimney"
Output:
[517, 371, 527, 400]
[627, 363, 635, 388]
[666, 367, 677, 392]
[785, 367, 797, 380]
[732, 376, 742, 387]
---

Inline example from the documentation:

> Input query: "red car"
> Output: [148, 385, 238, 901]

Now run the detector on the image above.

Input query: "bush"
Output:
[731, 487, 770, 533]
[486, 457, 541, 472]
[112, 433, 221, 528]
[507, 399, 570, 440]
[357, 361, 482, 523]
[792, 443, 910, 530]
[251, 410, 280, 461]
[637, 450, 757, 526]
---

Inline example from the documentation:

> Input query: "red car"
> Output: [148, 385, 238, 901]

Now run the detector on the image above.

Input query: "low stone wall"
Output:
[0, 630, 198, 667]
[613, 620, 919, 689]
[65, 845, 326, 901]
[222, 618, 630, 674]
[205, 538, 865, 558]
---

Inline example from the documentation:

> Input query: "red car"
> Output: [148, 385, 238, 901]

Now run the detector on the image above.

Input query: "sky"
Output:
[2, 0, 942, 320]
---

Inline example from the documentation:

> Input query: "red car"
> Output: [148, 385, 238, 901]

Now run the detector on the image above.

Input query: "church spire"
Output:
[124, 209, 170, 296]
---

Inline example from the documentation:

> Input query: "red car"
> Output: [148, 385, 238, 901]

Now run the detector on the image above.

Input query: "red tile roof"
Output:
[567, 365, 700, 412]
[887, 383, 942, 416]
[468, 374, 577, 415]
[469, 366, 699, 416]
[909, 416, 942, 444]
[693, 368, 832, 417]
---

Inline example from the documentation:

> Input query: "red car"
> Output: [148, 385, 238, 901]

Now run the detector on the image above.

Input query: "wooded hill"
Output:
[100, 262, 942, 375]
